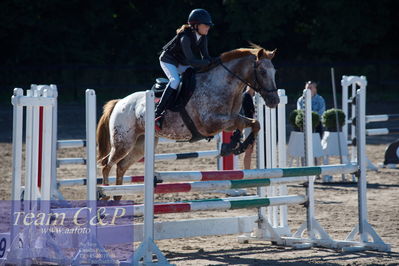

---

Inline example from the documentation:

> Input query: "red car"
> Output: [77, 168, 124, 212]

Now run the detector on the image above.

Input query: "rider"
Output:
[155, 8, 220, 130]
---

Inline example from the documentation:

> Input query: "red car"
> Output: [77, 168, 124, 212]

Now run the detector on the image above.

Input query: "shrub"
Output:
[322, 108, 346, 132]
[289, 109, 320, 132]
[289, 109, 301, 131]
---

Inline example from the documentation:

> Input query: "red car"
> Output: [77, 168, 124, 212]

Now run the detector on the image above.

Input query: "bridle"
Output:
[219, 60, 278, 93]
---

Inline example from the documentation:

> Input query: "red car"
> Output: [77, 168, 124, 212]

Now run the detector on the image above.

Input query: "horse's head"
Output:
[251, 47, 280, 108]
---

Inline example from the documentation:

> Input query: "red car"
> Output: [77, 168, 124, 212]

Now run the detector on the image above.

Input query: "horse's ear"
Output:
[268, 49, 277, 59]
[256, 49, 264, 60]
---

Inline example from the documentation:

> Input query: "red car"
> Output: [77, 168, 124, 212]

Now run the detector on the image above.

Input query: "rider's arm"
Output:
[199, 37, 211, 60]
[180, 35, 211, 68]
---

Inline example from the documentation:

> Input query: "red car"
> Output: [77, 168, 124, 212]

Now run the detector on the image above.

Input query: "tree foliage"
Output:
[0, 0, 397, 100]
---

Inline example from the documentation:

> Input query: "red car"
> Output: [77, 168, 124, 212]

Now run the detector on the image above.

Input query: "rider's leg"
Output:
[155, 83, 176, 119]
[155, 62, 180, 129]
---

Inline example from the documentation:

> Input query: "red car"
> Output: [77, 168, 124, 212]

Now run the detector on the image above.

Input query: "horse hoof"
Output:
[220, 143, 232, 157]
[101, 196, 110, 201]
[113, 196, 122, 201]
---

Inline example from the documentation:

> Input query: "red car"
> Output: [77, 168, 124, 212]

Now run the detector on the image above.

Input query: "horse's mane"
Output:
[220, 43, 276, 63]
[198, 43, 276, 73]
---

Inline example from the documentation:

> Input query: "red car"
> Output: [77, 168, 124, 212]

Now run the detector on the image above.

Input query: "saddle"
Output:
[151, 68, 213, 142]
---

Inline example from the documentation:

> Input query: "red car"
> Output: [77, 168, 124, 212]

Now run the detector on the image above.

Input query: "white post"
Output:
[217, 133, 222, 170]
[11, 88, 24, 241]
[351, 82, 357, 162]
[40, 89, 54, 203]
[50, 85, 59, 199]
[255, 94, 267, 221]
[24, 90, 33, 202]
[85, 89, 98, 242]
[277, 89, 288, 228]
[356, 86, 368, 242]
[132, 91, 169, 264]
[270, 106, 278, 226]
[265, 104, 273, 224]
[344, 85, 391, 251]
[304, 88, 315, 237]
[86, 90, 97, 202]
[144, 90, 155, 262]
[256, 94, 266, 169]
[341, 76, 349, 146]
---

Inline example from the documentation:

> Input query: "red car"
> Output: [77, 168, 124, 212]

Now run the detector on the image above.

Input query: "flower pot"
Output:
[287, 131, 324, 158]
[321, 131, 348, 156]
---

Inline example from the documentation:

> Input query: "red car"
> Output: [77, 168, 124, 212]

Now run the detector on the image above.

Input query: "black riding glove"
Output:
[209, 56, 222, 65]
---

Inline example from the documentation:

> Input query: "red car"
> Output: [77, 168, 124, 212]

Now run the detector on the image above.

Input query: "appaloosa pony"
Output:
[97, 44, 279, 199]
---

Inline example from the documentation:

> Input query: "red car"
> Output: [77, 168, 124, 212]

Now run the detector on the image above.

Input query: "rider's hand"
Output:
[210, 56, 222, 65]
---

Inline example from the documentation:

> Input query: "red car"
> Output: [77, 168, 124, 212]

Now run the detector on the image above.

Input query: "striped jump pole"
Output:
[151, 164, 358, 183]
[64, 164, 356, 187]
[98, 176, 310, 196]
[366, 114, 399, 123]
[52, 195, 307, 217]
[57, 175, 145, 186]
[57, 163, 356, 187]
[57, 139, 87, 148]
[366, 128, 399, 136]
[60, 163, 355, 187]
[138, 150, 219, 162]
[133, 195, 307, 216]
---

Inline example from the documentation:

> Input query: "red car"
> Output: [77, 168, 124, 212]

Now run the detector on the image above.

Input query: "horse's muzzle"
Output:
[262, 91, 280, 108]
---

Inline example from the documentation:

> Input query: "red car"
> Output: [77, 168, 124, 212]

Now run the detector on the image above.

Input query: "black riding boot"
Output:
[155, 84, 176, 130]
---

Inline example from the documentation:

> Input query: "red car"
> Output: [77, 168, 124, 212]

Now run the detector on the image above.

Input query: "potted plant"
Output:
[321, 108, 349, 164]
[322, 108, 345, 132]
[287, 109, 324, 162]
[289, 109, 301, 132]
[294, 110, 321, 132]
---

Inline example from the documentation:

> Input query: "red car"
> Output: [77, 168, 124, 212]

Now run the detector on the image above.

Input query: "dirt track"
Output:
[0, 102, 398, 265]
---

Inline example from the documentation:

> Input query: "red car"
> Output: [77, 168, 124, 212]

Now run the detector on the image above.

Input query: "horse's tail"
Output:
[97, 99, 119, 165]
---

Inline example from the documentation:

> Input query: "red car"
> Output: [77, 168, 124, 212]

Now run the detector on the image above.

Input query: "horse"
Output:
[96, 44, 280, 200]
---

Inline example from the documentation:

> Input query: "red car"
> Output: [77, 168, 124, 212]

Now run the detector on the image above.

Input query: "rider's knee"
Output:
[169, 77, 180, 89]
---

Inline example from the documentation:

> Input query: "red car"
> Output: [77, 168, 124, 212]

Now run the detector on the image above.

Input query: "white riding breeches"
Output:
[160, 61, 190, 90]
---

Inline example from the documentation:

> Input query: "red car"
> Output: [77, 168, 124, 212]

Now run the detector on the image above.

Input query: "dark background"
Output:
[1, 0, 398, 104]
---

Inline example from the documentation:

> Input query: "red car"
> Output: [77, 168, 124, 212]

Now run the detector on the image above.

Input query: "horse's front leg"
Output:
[231, 117, 260, 155]
[206, 114, 260, 156]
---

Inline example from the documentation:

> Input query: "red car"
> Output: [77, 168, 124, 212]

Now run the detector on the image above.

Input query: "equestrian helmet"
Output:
[188, 9, 214, 26]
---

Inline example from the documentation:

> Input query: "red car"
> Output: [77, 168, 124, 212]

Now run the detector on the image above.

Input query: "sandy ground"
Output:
[0, 140, 398, 265]
[0, 102, 398, 265]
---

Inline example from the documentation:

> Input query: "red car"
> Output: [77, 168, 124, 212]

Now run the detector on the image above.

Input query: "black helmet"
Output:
[188, 9, 214, 26]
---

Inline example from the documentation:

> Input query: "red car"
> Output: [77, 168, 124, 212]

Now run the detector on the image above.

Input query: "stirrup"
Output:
[155, 115, 164, 131]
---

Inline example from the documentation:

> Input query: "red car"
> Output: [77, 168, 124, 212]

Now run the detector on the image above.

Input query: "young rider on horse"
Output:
[155, 8, 220, 130]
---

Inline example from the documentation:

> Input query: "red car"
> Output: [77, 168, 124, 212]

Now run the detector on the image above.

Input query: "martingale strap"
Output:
[177, 106, 213, 143]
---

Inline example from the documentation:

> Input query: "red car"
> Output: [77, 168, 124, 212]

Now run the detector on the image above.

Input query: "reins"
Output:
[219, 61, 278, 93]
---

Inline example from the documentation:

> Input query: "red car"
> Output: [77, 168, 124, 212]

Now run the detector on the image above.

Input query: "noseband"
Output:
[219, 61, 278, 93]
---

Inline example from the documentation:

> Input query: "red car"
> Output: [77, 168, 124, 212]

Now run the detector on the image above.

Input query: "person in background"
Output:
[297, 81, 326, 137]
[242, 87, 256, 169]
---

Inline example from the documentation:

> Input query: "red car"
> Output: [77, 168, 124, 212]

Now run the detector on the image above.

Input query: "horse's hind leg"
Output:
[113, 135, 145, 201]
